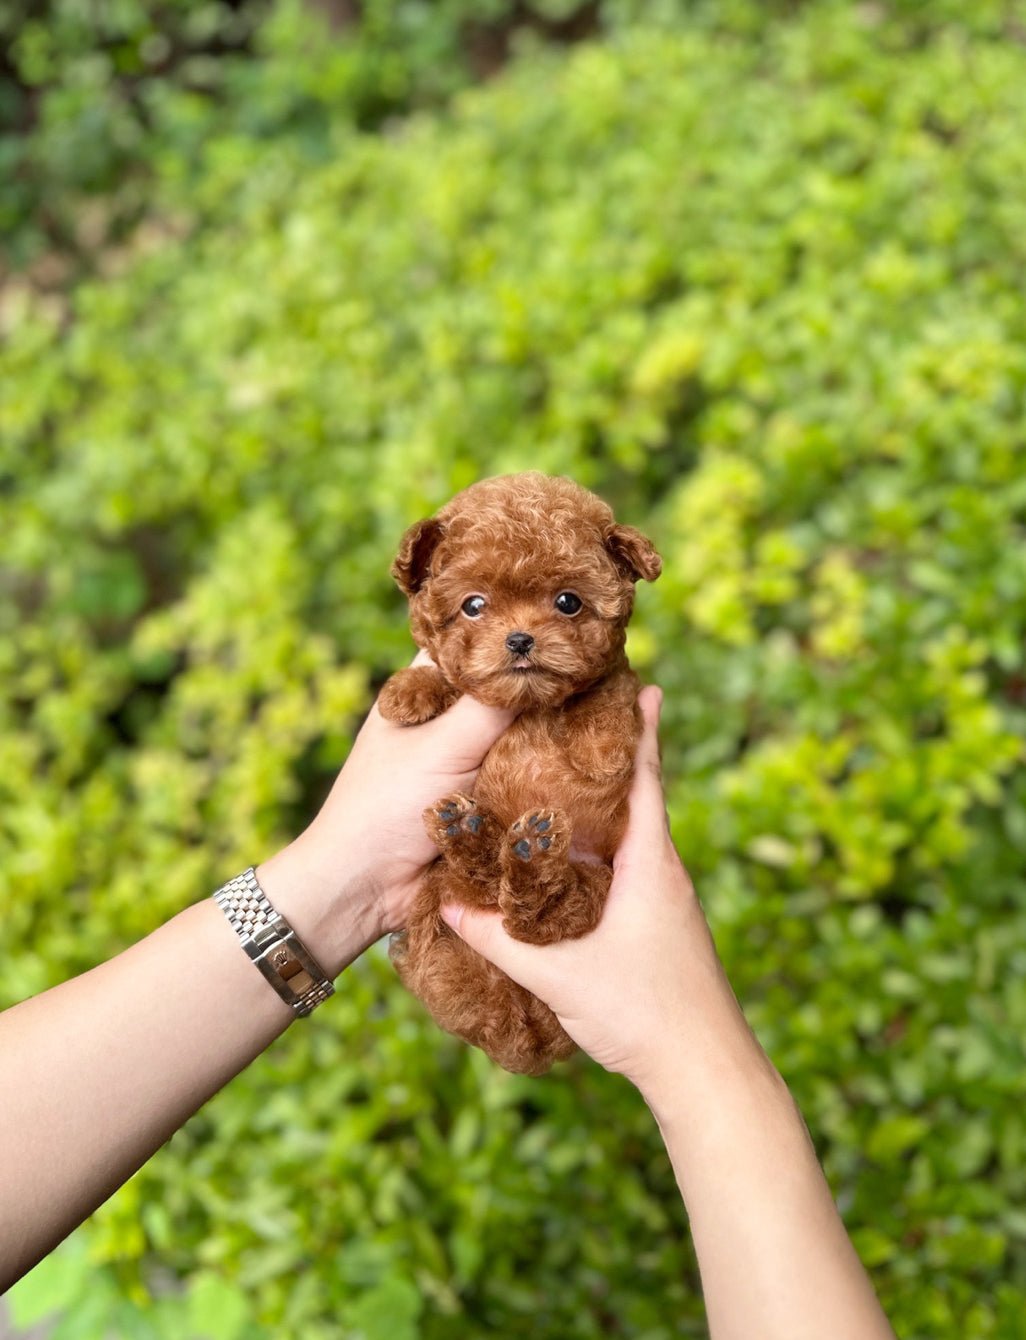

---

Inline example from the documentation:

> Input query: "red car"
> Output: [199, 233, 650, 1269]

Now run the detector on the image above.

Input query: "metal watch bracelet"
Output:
[212, 867, 335, 1017]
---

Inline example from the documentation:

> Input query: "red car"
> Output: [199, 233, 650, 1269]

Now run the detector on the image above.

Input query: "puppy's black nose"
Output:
[505, 631, 534, 656]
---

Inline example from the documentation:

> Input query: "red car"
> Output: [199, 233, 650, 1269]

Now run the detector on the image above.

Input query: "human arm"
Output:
[440, 686, 897, 1340]
[0, 661, 515, 1290]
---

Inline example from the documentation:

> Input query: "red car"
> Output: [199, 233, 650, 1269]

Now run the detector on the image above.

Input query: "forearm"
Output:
[0, 846, 374, 1290]
[640, 979, 895, 1340]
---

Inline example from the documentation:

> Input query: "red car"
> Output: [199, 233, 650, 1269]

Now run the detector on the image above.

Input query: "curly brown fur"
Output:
[380, 472, 661, 1074]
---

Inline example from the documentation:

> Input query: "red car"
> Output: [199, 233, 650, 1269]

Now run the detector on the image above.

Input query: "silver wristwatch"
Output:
[212, 867, 335, 1017]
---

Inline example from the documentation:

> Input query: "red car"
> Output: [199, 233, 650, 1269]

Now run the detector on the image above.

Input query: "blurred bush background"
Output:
[3, 1, 1026, 1335]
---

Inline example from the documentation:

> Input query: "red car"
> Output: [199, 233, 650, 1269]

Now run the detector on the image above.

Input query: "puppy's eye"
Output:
[461, 595, 487, 618]
[554, 591, 583, 616]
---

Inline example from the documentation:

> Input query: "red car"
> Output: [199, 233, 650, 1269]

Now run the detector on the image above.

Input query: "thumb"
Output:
[440, 903, 541, 993]
[615, 685, 670, 865]
[409, 648, 516, 763]
[632, 684, 664, 802]
[427, 692, 518, 772]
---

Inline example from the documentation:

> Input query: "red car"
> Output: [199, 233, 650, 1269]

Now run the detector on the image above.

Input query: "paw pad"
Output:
[427, 793, 490, 847]
[509, 811, 562, 861]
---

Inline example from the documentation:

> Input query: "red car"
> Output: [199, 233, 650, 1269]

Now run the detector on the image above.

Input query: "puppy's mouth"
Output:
[459, 654, 581, 708]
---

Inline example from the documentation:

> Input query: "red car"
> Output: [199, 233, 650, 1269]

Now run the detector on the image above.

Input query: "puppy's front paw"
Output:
[499, 808, 577, 942]
[378, 666, 459, 725]
[500, 809, 608, 945]
[426, 792, 489, 846]
[505, 809, 571, 868]
[424, 793, 502, 888]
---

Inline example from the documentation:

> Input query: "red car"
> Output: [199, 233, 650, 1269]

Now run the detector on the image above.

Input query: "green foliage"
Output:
[5, 0, 1025, 266]
[5, 1, 1026, 1337]
[3, 0, 611, 265]
[0, 0, 264, 265]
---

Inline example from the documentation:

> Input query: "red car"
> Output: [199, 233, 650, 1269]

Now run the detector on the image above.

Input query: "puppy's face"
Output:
[392, 478, 661, 710]
[417, 551, 631, 710]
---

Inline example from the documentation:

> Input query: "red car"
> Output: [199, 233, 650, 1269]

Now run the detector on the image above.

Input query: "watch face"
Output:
[214, 870, 333, 1015]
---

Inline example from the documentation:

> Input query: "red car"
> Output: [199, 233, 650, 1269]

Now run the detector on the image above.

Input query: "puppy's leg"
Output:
[392, 865, 574, 1075]
[423, 792, 503, 900]
[377, 665, 460, 725]
[498, 809, 612, 945]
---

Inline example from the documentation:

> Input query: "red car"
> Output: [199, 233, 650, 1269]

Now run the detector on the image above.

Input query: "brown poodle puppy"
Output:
[378, 472, 661, 1075]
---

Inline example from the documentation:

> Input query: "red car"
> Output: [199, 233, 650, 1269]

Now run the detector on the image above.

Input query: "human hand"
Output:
[258, 652, 515, 976]
[439, 686, 751, 1098]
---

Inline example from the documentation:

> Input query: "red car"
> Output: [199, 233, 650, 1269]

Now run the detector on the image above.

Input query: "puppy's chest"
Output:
[474, 713, 622, 855]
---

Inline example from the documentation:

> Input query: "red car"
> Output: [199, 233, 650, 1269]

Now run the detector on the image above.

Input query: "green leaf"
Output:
[348, 1277, 422, 1340]
[867, 1115, 929, 1163]
[185, 1271, 252, 1340]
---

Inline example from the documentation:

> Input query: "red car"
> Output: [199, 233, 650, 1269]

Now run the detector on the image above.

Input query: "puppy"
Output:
[378, 472, 661, 1075]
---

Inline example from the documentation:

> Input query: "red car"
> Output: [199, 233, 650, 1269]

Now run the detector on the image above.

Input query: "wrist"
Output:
[255, 834, 383, 981]
[627, 960, 783, 1124]
[640, 1026, 788, 1138]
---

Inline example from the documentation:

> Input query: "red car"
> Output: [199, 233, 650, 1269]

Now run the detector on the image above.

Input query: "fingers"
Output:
[409, 641, 515, 755]
[427, 691, 517, 768]
[361, 651, 514, 775]
[635, 684, 663, 778]
[631, 684, 665, 803]
[615, 685, 670, 865]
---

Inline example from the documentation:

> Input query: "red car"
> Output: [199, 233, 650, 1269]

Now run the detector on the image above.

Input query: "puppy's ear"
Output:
[605, 524, 662, 583]
[392, 518, 445, 595]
